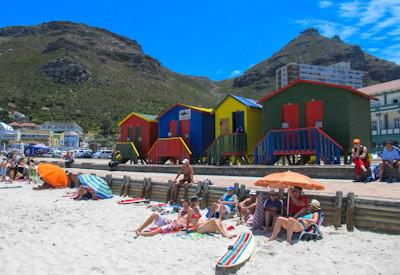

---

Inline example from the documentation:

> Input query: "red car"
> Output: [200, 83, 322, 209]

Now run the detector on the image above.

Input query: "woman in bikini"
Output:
[269, 199, 321, 244]
[189, 196, 236, 239]
[135, 199, 191, 237]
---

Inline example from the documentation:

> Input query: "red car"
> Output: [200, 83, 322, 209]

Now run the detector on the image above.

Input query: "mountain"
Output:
[219, 28, 400, 98]
[0, 21, 222, 131]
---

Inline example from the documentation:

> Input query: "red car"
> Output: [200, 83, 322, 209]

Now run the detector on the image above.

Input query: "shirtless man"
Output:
[238, 189, 257, 223]
[170, 159, 194, 202]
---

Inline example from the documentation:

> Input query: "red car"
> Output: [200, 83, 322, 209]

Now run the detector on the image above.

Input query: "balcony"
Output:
[206, 133, 247, 165]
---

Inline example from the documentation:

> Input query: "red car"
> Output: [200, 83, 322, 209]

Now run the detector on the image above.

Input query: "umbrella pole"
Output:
[286, 187, 290, 216]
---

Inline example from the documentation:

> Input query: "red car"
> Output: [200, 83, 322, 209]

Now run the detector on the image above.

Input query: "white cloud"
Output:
[338, 1, 361, 18]
[229, 70, 242, 78]
[319, 0, 333, 9]
[294, 18, 358, 40]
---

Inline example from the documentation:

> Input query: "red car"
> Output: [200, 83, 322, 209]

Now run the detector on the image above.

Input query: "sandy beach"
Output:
[1, 182, 399, 275]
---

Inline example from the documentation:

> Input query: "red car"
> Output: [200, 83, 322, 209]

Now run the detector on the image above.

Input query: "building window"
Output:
[393, 98, 399, 104]
[371, 120, 377, 131]
[395, 118, 400, 129]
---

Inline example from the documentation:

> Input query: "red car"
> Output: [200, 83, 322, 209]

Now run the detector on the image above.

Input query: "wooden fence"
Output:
[97, 174, 400, 234]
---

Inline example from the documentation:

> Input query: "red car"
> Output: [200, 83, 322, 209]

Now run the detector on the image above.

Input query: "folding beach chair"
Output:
[298, 210, 324, 241]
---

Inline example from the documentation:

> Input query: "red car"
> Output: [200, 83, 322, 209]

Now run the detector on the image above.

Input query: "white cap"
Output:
[182, 159, 189, 164]
[249, 190, 257, 195]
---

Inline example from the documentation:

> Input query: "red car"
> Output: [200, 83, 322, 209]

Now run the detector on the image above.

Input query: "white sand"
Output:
[0, 183, 399, 275]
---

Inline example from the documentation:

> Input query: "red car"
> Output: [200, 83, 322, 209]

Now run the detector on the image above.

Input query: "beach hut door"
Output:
[169, 120, 178, 137]
[282, 103, 300, 128]
[232, 111, 245, 132]
[134, 126, 142, 155]
[181, 120, 190, 146]
[306, 100, 324, 128]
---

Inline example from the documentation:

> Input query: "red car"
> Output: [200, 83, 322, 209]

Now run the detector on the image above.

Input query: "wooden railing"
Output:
[205, 133, 247, 165]
[254, 127, 343, 165]
[147, 137, 192, 164]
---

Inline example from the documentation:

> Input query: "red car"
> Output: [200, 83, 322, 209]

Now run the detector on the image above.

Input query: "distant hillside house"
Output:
[9, 122, 38, 130]
[12, 111, 29, 123]
[63, 131, 80, 147]
[276, 62, 366, 89]
[40, 122, 83, 135]
[0, 122, 17, 141]
[359, 79, 400, 149]
[16, 129, 50, 144]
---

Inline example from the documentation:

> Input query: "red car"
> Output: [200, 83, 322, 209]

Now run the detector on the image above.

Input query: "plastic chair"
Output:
[298, 210, 324, 241]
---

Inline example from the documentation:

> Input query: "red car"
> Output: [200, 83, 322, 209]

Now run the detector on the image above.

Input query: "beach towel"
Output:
[176, 232, 208, 240]
[253, 192, 267, 229]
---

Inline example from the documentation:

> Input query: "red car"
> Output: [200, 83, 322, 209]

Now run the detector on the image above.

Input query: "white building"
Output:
[276, 62, 366, 89]
[359, 79, 400, 150]
[0, 122, 17, 141]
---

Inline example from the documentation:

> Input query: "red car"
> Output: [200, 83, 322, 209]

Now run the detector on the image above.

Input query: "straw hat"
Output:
[269, 189, 278, 196]
[249, 189, 257, 196]
[309, 199, 321, 210]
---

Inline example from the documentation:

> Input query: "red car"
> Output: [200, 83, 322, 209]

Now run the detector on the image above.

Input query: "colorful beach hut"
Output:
[147, 103, 214, 164]
[206, 94, 262, 165]
[117, 112, 158, 163]
[254, 80, 375, 165]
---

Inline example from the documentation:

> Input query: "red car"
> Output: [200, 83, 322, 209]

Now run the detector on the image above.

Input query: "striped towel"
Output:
[78, 175, 113, 199]
[252, 192, 267, 229]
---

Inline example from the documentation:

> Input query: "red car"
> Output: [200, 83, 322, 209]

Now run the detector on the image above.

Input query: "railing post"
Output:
[105, 174, 112, 188]
[166, 180, 173, 203]
[145, 178, 152, 200]
[140, 178, 147, 198]
[346, 192, 355, 232]
[334, 191, 343, 228]
[314, 129, 321, 165]
[202, 180, 209, 208]
[119, 176, 127, 197]
[123, 176, 131, 197]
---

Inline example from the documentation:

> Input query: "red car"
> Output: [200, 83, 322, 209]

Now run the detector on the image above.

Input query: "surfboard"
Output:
[0, 186, 22, 189]
[216, 232, 256, 268]
[117, 198, 148, 204]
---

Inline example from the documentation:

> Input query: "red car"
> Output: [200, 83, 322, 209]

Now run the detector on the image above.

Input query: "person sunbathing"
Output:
[73, 186, 97, 200]
[135, 199, 191, 237]
[268, 199, 321, 244]
[189, 196, 236, 239]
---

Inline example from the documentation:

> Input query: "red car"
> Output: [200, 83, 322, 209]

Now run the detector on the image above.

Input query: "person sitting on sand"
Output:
[208, 186, 238, 221]
[269, 199, 321, 244]
[263, 189, 282, 232]
[238, 189, 257, 223]
[0, 157, 8, 182]
[288, 187, 308, 217]
[28, 159, 37, 184]
[8, 158, 27, 182]
[135, 199, 191, 237]
[170, 159, 194, 202]
[73, 186, 97, 200]
[189, 195, 236, 239]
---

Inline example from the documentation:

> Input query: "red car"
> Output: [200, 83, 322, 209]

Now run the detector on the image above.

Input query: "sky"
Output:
[1, 0, 399, 80]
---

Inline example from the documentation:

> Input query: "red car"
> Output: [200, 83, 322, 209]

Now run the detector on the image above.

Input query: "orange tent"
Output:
[254, 170, 325, 190]
[38, 163, 69, 188]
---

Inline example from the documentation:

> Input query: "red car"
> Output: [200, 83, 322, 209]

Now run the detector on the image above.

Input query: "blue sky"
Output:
[1, 0, 399, 80]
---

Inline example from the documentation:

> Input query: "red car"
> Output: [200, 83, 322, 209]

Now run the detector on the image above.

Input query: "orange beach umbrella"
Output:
[254, 170, 325, 191]
[254, 170, 325, 215]
[38, 163, 69, 188]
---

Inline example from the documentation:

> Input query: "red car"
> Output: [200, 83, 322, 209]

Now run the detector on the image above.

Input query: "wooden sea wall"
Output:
[101, 174, 400, 235]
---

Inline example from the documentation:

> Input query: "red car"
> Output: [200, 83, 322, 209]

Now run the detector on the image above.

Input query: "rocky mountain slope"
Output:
[219, 28, 400, 98]
[0, 21, 221, 131]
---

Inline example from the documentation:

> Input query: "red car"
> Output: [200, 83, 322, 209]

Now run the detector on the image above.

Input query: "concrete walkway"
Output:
[69, 168, 400, 201]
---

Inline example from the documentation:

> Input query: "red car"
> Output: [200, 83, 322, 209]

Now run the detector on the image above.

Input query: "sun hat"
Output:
[226, 186, 235, 191]
[249, 189, 257, 196]
[309, 199, 321, 210]
[182, 159, 189, 164]
[269, 189, 278, 196]
[353, 138, 361, 144]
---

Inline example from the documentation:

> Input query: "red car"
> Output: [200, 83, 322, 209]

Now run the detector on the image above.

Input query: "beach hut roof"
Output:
[118, 112, 158, 126]
[257, 79, 376, 104]
[214, 94, 262, 111]
[157, 103, 213, 119]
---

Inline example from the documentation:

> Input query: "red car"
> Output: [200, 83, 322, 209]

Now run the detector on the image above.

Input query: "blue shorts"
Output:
[0, 168, 5, 176]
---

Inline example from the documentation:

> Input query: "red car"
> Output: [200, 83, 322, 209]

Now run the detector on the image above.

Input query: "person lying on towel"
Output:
[188, 195, 236, 239]
[134, 199, 191, 237]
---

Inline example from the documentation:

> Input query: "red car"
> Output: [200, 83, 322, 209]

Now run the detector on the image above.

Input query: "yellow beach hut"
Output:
[206, 94, 262, 164]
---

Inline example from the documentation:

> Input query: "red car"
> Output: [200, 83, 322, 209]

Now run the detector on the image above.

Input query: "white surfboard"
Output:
[216, 232, 256, 268]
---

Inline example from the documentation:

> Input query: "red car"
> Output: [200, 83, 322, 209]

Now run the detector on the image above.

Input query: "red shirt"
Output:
[288, 195, 308, 216]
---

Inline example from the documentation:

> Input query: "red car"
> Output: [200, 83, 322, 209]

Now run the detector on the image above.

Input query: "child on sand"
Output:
[28, 159, 37, 184]
[0, 157, 8, 182]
